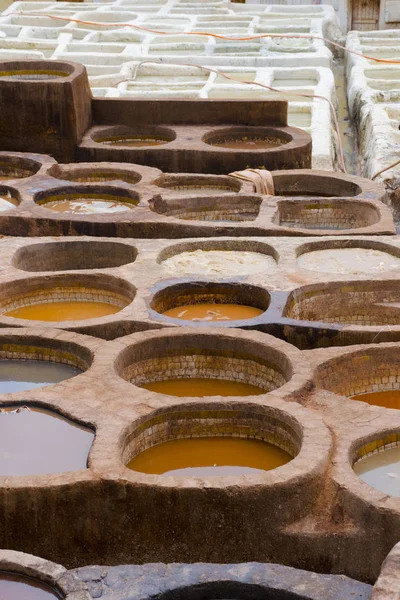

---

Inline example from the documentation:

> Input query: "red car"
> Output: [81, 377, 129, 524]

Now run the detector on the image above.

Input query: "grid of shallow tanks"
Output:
[0, 57, 399, 600]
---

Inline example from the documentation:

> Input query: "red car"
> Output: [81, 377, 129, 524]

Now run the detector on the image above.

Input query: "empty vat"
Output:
[150, 194, 261, 221]
[50, 165, 142, 184]
[275, 199, 380, 231]
[0, 155, 42, 180]
[0, 406, 94, 475]
[0, 572, 60, 600]
[272, 171, 363, 198]
[13, 240, 138, 272]
[285, 281, 400, 326]
[153, 174, 243, 196]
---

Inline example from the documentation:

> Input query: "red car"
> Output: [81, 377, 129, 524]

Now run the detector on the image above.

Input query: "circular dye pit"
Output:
[94, 126, 175, 148]
[354, 446, 400, 497]
[150, 195, 261, 222]
[142, 378, 265, 396]
[154, 175, 242, 197]
[99, 137, 168, 147]
[163, 303, 263, 322]
[38, 193, 137, 214]
[152, 283, 270, 326]
[0, 190, 18, 211]
[127, 436, 291, 476]
[0, 157, 42, 181]
[0, 572, 60, 600]
[0, 276, 133, 323]
[121, 332, 291, 398]
[204, 128, 289, 150]
[350, 390, 400, 410]
[162, 249, 277, 277]
[13, 240, 138, 272]
[0, 359, 81, 393]
[51, 167, 141, 185]
[0, 406, 94, 475]
[276, 200, 379, 231]
[4, 301, 121, 321]
[298, 247, 400, 275]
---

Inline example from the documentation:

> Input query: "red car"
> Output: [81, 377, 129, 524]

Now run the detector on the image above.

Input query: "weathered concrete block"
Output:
[0, 60, 92, 162]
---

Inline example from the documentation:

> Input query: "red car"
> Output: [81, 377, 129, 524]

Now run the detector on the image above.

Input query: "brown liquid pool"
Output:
[100, 138, 168, 147]
[0, 573, 60, 600]
[0, 407, 94, 476]
[350, 390, 400, 410]
[142, 378, 265, 397]
[354, 446, 400, 497]
[163, 303, 263, 321]
[0, 359, 81, 393]
[41, 198, 135, 214]
[210, 137, 283, 150]
[127, 436, 291, 476]
[5, 300, 120, 321]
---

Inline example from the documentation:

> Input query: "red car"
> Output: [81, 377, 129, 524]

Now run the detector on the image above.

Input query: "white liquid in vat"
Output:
[298, 248, 400, 275]
[162, 249, 276, 276]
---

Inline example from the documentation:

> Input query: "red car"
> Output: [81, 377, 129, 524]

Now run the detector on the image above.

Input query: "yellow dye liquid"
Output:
[101, 138, 168, 147]
[142, 378, 265, 397]
[163, 303, 263, 321]
[127, 436, 292, 476]
[212, 138, 282, 149]
[350, 390, 400, 410]
[5, 300, 120, 321]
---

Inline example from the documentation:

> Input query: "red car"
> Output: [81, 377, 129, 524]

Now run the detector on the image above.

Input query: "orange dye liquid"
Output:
[163, 303, 263, 321]
[127, 436, 291, 476]
[350, 390, 400, 410]
[5, 300, 120, 321]
[101, 138, 168, 147]
[211, 138, 282, 149]
[142, 378, 265, 397]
